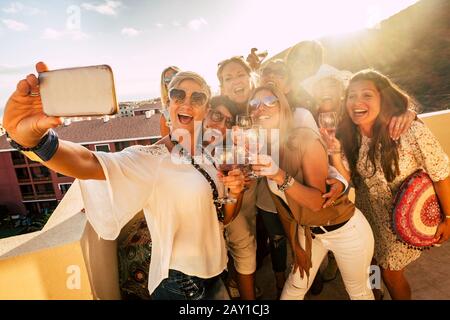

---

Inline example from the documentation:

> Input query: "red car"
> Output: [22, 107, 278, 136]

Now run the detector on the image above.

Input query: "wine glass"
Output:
[318, 112, 339, 154]
[244, 124, 263, 179]
[236, 115, 252, 130]
[233, 114, 252, 152]
[214, 146, 237, 204]
[234, 145, 253, 183]
[318, 112, 338, 137]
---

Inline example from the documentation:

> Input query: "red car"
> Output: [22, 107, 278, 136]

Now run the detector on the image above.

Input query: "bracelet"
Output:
[6, 130, 59, 163]
[278, 172, 294, 192]
[329, 149, 342, 155]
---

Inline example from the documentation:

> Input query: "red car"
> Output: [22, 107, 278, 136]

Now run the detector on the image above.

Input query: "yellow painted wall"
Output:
[0, 242, 92, 300]
[420, 110, 450, 156]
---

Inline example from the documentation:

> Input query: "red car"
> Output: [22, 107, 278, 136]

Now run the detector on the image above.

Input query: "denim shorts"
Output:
[151, 269, 229, 300]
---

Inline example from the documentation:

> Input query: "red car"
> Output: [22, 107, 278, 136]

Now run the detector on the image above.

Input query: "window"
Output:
[20, 185, 34, 200]
[31, 166, 51, 181]
[35, 183, 55, 198]
[95, 144, 110, 152]
[11, 151, 26, 165]
[114, 141, 131, 152]
[58, 183, 72, 196]
[15, 167, 30, 182]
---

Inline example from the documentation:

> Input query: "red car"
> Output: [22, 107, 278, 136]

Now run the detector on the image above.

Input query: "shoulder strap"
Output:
[170, 137, 225, 222]
[190, 158, 225, 222]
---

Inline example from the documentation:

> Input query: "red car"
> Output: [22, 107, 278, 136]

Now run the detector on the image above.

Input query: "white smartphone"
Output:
[39, 65, 118, 117]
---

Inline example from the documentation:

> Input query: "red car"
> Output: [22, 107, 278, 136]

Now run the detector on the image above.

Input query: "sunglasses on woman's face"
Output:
[249, 95, 279, 111]
[169, 88, 208, 107]
[208, 110, 234, 128]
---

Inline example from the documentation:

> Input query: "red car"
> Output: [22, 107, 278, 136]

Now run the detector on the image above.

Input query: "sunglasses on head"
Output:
[249, 96, 279, 111]
[208, 110, 234, 128]
[169, 88, 208, 107]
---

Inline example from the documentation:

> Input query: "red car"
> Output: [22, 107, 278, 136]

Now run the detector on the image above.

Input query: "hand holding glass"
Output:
[214, 146, 237, 204]
[318, 112, 339, 154]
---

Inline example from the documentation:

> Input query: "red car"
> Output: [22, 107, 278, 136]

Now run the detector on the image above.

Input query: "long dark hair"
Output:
[210, 95, 240, 124]
[338, 69, 410, 183]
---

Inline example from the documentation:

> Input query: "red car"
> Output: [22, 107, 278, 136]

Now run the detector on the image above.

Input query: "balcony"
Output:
[21, 193, 36, 201]
[17, 178, 32, 184]
[0, 110, 449, 300]
[35, 193, 57, 200]
[32, 176, 52, 182]
[11, 152, 26, 166]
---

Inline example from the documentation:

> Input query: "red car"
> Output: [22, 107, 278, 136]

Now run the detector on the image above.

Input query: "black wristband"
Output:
[7, 130, 59, 162]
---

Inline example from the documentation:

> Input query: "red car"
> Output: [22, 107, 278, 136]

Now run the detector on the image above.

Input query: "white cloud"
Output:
[42, 28, 64, 40]
[71, 30, 90, 41]
[187, 18, 207, 30]
[172, 21, 181, 27]
[41, 28, 90, 41]
[81, 1, 122, 16]
[2, 19, 28, 31]
[121, 27, 141, 37]
[155, 23, 164, 28]
[2, 2, 44, 15]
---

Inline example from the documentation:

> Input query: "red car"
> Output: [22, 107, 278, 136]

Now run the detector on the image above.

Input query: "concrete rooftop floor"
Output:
[255, 241, 450, 300]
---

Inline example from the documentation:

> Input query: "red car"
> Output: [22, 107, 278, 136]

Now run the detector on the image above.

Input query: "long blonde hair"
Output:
[160, 66, 181, 108]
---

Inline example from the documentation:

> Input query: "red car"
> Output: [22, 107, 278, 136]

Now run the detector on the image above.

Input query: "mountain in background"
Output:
[273, 0, 450, 113]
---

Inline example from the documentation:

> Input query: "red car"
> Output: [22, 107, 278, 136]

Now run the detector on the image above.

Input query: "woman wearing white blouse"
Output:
[2, 63, 246, 300]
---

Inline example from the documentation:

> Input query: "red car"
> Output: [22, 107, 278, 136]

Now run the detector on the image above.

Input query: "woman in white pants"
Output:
[282, 209, 374, 299]
[249, 84, 375, 300]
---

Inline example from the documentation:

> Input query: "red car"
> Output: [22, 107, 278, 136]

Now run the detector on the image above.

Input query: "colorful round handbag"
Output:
[392, 170, 443, 248]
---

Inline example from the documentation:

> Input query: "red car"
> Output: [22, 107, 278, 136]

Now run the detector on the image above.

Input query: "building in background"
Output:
[0, 113, 161, 217]
[119, 98, 162, 117]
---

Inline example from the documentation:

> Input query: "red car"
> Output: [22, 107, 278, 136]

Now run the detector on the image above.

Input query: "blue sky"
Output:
[0, 0, 418, 120]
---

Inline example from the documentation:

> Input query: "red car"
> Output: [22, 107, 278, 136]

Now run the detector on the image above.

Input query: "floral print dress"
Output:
[354, 121, 449, 270]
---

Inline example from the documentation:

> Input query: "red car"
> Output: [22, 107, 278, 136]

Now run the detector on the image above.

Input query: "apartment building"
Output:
[0, 113, 161, 217]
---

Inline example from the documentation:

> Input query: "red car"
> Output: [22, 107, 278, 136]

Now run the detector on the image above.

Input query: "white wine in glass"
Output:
[319, 111, 340, 155]
[318, 112, 338, 137]
[236, 115, 252, 130]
